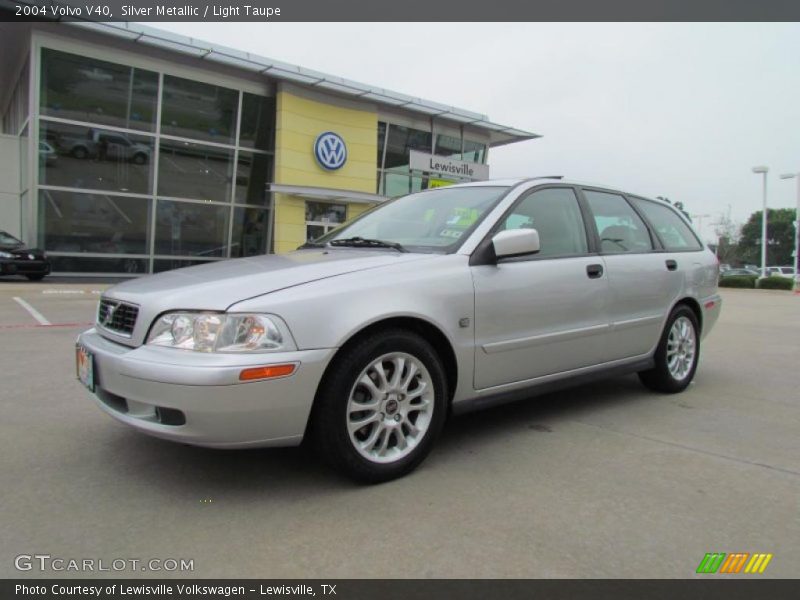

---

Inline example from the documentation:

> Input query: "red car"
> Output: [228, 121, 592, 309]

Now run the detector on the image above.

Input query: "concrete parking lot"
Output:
[1, 280, 798, 578]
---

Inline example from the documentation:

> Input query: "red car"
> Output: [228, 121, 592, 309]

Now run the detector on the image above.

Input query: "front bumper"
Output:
[0, 258, 50, 276]
[77, 328, 335, 448]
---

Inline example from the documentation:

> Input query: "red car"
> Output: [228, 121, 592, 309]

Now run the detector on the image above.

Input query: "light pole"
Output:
[779, 171, 800, 290]
[752, 166, 769, 276]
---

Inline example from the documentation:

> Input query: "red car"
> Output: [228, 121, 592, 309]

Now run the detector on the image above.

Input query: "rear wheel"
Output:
[310, 329, 447, 483]
[638, 305, 700, 393]
[26, 274, 46, 282]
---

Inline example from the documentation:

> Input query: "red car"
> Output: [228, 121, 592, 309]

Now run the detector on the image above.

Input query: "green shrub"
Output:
[719, 275, 757, 288]
[756, 276, 794, 290]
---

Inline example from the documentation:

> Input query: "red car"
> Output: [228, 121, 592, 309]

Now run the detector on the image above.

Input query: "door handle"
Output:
[586, 264, 604, 279]
[666, 259, 678, 271]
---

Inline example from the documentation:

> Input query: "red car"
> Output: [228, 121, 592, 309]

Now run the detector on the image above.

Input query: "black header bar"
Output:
[2, 0, 800, 22]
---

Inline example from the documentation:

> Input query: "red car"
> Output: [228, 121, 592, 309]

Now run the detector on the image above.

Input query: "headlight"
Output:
[146, 312, 296, 353]
[0, 251, 13, 258]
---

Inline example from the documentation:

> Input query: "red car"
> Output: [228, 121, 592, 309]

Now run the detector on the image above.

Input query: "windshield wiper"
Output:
[329, 237, 408, 252]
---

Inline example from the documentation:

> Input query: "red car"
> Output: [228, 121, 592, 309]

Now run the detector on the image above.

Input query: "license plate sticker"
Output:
[76, 345, 95, 392]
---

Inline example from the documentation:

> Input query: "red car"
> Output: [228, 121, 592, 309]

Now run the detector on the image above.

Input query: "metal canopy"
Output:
[268, 184, 387, 204]
[65, 21, 541, 148]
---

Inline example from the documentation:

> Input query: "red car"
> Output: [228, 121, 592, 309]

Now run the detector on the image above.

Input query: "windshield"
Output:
[313, 186, 507, 252]
[0, 231, 23, 246]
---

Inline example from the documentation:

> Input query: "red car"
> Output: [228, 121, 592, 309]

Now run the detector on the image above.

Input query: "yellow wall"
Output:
[273, 89, 378, 253]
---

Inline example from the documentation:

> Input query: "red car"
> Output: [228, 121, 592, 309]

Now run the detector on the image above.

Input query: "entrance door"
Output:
[305, 201, 347, 242]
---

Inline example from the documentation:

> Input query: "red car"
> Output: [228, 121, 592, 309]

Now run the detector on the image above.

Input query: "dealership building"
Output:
[0, 22, 537, 275]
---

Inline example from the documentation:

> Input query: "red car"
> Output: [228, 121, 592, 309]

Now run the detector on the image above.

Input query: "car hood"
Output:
[104, 249, 435, 311]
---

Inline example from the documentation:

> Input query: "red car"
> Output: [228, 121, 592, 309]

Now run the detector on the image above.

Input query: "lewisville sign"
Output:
[409, 150, 490, 180]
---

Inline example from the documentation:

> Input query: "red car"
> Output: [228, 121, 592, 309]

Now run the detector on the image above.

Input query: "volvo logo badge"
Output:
[313, 131, 347, 171]
[102, 304, 117, 326]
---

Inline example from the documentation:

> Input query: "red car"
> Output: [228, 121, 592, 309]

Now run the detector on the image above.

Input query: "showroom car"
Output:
[76, 179, 722, 482]
[0, 230, 51, 281]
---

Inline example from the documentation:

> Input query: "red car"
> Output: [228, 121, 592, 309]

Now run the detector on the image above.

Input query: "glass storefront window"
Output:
[38, 189, 150, 254]
[20, 124, 29, 192]
[462, 140, 486, 163]
[153, 258, 215, 273]
[235, 152, 273, 206]
[160, 75, 239, 144]
[39, 121, 154, 194]
[377, 121, 387, 165]
[383, 173, 424, 197]
[384, 124, 432, 169]
[435, 133, 461, 158]
[40, 49, 158, 132]
[36, 50, 277, 274]
[231, 207, 269, 257]
[305, 201, 346, 224]
[50, 256, 149, 274]
[158, 141, 234, 202]
[155, 200, 230, 257]
[239, 93, 275, 151]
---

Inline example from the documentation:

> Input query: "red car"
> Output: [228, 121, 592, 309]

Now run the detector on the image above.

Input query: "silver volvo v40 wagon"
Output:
[76, 179, 721, 482]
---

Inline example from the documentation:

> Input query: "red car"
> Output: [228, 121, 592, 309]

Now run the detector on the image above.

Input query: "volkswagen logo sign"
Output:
[314, 131, 347, 171]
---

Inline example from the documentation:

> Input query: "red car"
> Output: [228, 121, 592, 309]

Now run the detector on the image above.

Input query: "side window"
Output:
[500, 188, 588, 257]
[630, 198, 703, 251]
[583, 190, 653, 254]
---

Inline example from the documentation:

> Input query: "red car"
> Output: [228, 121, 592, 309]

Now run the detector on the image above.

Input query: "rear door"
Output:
[579, 189, 681, 360]
[471, 186, 612, 389]
[628, 195, 712, 298]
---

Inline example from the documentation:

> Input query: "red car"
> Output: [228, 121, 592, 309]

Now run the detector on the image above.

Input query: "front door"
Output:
[472, 187, 612, 390]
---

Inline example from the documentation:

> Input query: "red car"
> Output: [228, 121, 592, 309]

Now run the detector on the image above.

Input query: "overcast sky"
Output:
[153, 22, 800, 241]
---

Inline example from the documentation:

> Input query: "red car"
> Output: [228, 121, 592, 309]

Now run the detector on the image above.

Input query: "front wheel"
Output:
[310, 329, 447, 483]
[638, 305, 700, 393]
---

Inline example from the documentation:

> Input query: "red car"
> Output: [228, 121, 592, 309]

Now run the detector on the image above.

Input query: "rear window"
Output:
[630, 198, 703, 251]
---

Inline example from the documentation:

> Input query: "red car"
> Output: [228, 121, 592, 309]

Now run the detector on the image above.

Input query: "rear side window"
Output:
[499, 187, 588, 257]
[583, 190, 653, 254]
[630, 198, 703, 251]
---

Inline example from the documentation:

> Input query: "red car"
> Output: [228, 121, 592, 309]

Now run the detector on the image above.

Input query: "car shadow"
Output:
[100, 375, 648, 495]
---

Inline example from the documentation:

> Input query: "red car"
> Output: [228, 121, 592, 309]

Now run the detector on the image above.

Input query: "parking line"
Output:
[12, 296, 52, 326]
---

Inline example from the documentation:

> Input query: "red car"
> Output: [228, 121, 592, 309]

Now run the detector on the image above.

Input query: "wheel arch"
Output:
[672, 296, 703, 334]
[309, 316, 459, 424]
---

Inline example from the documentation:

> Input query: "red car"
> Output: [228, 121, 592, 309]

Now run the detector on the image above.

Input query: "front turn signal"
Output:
[239, 364, 296, 381]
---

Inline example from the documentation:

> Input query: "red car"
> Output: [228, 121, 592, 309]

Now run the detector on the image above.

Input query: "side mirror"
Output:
[491, 228, 540, 260]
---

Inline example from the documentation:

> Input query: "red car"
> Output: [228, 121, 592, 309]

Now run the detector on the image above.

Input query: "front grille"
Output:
[97, 298, 139, 336]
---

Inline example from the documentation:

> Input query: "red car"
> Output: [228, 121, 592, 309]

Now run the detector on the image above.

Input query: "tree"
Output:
[737, 208, 797, 267]
[712, 213, 742, 265]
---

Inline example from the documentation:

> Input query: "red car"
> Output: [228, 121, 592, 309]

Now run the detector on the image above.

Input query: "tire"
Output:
[26, 274, 46, 282]
[71, 146, 88, 159]
[132, 153, 147, 165]
[638, 305, 700, 393]
[310, 328, 448, 483]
